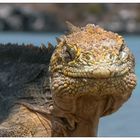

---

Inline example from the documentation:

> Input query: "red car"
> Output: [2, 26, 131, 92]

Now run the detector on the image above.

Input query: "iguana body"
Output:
[0, 44, 54, 136]
[0, 23, 137, 137]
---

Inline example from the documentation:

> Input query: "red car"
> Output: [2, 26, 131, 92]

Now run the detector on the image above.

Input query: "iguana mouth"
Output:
[62, 63, 130, 79]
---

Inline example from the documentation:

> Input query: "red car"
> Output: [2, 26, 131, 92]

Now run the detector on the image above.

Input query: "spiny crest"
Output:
[48, 42, 54, 48]
[66, 21, 81, 33]
[40, 43, 46, 49]
[56, 37, 61, 44]
[48, 42, 57, 52]
[40, 43, 49, 53]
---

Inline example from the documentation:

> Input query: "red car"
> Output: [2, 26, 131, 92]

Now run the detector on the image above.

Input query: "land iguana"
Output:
[0, 22, 137, 136]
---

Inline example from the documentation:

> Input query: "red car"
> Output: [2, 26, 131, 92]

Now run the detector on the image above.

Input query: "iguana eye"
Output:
[63, 44, 77, 63]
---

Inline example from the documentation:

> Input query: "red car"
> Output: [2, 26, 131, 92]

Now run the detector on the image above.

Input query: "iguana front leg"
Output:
[0, 104, 52, 137]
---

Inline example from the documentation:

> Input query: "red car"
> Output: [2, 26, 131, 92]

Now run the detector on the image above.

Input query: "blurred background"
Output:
[0, 3, 139, 137]
[0, 3, 140, 33]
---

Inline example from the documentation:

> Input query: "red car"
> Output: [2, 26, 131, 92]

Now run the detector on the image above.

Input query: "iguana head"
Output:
[50, 22, 136, 97]
[49, 22, 137, 136]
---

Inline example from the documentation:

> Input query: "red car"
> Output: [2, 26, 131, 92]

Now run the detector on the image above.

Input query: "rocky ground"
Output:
[0, 4, 140, 34]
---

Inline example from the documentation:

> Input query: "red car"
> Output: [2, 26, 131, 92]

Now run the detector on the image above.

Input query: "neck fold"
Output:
[51, 95, 105, 137]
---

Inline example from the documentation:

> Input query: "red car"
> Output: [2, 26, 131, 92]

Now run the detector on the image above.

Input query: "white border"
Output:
[0, 0, 140, 3]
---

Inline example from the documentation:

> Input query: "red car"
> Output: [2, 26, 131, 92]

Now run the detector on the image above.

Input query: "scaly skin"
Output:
[0, 104, 52, 136]
[0, 43, 54, 137]
[50, 22, 137, 136]
[0, 23, 137, 137]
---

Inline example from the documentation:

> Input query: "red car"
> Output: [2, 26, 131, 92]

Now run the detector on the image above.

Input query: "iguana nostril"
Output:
[85, 55, 90, 60]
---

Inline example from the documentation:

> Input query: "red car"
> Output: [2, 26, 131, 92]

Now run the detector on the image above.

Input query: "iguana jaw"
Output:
[62, 63, 130, 79]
